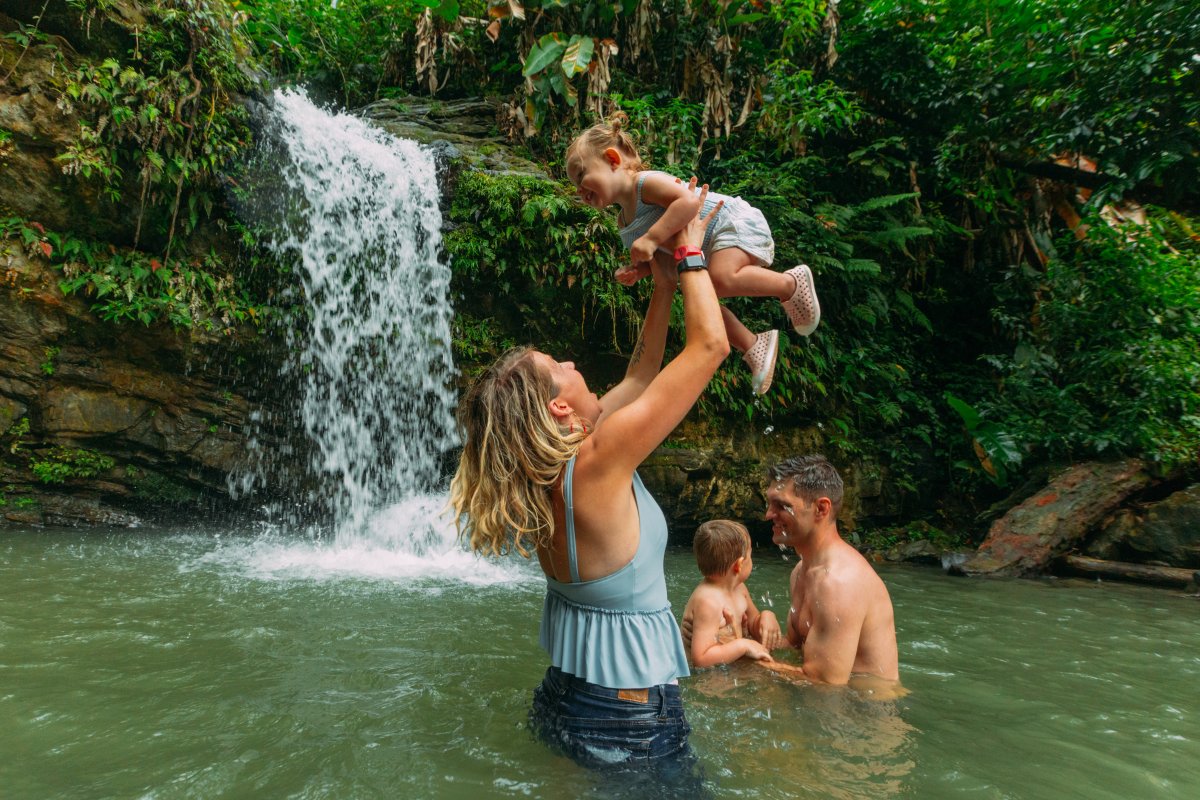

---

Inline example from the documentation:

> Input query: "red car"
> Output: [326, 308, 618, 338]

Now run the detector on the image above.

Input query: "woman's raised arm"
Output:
[591, 184, 729, 474]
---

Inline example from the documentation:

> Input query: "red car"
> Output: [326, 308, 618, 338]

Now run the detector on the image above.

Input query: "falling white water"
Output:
[258, 87, 458, 547]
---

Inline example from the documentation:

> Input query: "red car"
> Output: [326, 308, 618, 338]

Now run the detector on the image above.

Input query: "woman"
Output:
[450, 181, 728, 776]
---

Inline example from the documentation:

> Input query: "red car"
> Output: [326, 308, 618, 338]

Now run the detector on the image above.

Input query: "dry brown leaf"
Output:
[415, 8, 439, 93]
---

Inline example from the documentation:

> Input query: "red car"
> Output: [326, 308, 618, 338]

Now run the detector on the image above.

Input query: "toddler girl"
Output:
[566, 113, 820, 395]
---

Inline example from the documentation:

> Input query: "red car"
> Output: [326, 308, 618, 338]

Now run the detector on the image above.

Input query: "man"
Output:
[766, 455, 900, 686]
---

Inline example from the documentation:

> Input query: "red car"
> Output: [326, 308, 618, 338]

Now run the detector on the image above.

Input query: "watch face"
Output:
[678, 254, 707, 271]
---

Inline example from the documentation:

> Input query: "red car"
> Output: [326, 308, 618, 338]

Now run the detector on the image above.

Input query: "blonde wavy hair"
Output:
[566, 111, 645, 172]
[449, 346, 589, 558]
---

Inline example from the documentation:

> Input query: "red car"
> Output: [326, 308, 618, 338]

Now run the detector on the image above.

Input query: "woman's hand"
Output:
[679, 178, 723, 250]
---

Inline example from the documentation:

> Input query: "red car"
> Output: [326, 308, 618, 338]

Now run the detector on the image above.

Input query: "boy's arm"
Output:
[738, 584, 783, 650]
[691, 592, 772, 667]
[629, 173, 703, 264]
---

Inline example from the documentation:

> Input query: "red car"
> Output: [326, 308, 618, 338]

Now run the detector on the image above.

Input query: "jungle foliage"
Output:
[1, 0, 268, 327]
[3, 0, 1197, 525]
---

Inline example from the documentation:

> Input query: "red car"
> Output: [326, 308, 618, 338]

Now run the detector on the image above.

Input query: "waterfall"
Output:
[247, 88, 459, 547]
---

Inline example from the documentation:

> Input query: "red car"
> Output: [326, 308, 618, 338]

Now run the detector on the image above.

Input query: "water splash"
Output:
[192, 494, 535, 586]
[250, 88, 458, 544]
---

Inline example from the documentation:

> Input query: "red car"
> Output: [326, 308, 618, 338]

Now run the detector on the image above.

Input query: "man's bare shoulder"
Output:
[805, 547, 880, 611]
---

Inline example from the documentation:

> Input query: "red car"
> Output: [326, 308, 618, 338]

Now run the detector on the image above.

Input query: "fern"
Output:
[893, 290, 933, 332]
[843, 258, 882, 275]
[807, 253, 846, 272]
[854, 192, 919, 213]
[850, 303, 877, 325]
[865, 226, 934, 249]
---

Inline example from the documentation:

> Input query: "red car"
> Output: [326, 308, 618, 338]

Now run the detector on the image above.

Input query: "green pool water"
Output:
[2, 523, 1197, 799]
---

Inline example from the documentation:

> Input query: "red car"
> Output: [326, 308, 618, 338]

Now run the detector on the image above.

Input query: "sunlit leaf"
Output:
[560, 35, 594, 78]
[522, 33, 566, 77]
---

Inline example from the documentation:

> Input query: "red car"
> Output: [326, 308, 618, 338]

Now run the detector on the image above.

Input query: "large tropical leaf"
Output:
[523, 33, 567, 77]
[561, 35, 594, 78]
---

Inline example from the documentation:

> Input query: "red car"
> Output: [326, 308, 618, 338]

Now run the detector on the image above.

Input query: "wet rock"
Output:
[959, 460, 1152, 577]
[940, 550, 973, 571]
[883, 539, 942, 564]
[1126, 484, 1200, 568]
[360, 97, 550, 179]
[1086, 508, 1140, 561]
[0, 247, 288, 526]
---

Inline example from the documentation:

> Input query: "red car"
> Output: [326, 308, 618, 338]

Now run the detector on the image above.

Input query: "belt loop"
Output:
[657, 685, 669, 717]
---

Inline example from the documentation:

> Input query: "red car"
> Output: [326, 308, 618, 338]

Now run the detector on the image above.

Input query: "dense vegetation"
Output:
[2, 0, 1197, 530]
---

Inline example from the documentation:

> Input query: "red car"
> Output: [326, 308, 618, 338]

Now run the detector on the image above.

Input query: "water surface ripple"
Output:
[2, 528, 1197, 799]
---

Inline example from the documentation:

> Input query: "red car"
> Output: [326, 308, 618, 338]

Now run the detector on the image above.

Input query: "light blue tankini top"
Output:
[539, 456, 690, 689]
[619, 170, 729, 255]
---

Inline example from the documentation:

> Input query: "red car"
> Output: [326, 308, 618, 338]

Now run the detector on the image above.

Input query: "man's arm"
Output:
[786, 561, 805, 647]
[796, 572, 866, 685]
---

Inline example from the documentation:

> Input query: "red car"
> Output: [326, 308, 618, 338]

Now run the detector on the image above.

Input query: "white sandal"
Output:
[743, 329, 780, 396]
[782, 264, 821, 336]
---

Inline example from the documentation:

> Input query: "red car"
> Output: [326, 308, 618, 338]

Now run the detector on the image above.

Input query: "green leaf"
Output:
[560, 35, 594, 78]
[944, 392, 982, 431]
[856, 192, 919, 213]
[522, 33, 567, 77]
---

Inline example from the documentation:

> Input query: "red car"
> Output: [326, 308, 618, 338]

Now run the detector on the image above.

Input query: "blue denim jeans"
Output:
[529, 666, 707, 796]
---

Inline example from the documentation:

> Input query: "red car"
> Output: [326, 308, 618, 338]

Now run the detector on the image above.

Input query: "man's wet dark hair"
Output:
[769, 454, 844, 516]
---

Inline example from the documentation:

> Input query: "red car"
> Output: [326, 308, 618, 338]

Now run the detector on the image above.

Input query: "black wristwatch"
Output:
[674, 245, 707, 272]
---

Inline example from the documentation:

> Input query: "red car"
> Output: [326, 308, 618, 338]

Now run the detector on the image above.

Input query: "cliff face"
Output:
[0, 242, 282, 525]
[1, 4, 151, 243]
[0, 4, 287, 525]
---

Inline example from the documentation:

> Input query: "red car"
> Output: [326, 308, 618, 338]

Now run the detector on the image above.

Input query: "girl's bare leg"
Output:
[710, 249, 783, 396]
[722, 306, 756, 353]
[708, 247, 795, 300]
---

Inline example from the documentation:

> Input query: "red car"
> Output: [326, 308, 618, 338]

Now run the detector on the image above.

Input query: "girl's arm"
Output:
[589, 185, 729, 476]
[629, 173, 703, 264]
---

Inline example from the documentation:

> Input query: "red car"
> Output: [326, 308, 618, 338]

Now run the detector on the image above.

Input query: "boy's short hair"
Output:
[769, 454, 844, 516]
[694, 520, 751, 577]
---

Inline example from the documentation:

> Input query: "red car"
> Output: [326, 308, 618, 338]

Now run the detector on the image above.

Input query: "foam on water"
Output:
[193, 494, 537, 586]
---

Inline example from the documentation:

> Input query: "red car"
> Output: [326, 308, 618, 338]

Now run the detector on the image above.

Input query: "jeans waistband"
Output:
[546, 666, 682, 705]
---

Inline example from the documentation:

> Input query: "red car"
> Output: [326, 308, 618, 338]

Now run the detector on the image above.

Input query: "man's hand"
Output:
[755, 610, 784, 650]
[680, 605, 732, 650]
